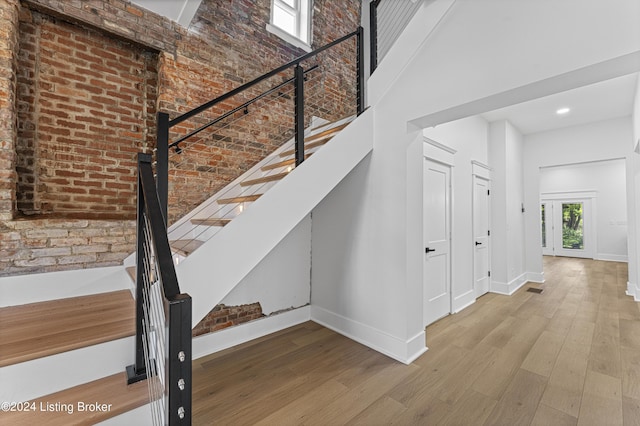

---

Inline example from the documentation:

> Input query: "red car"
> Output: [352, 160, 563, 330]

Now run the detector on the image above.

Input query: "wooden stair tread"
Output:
[0, 290, 135, 368]
[262, 155, 312, 171]
[190, 218, 232, 227]
[0, 372, 150, 425]
[280, 136, 333, 157]
[217, 194, 262, 204]
[305, 121, 350, 142]
[170, 239, 205, 257]
[279, 121, 351, 158]
[310, 115, 353, 132]
[240, 172, 289, 187]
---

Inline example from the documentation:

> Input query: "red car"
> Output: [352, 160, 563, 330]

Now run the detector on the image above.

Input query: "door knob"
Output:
[475, 241, 482, 246]
[425, 247, 436, 253]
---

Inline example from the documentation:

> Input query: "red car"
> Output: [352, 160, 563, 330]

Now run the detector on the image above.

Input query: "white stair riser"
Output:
[0, 336, 134, 402]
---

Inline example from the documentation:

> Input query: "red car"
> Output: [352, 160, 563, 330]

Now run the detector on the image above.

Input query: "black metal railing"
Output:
[370, 0, 422, 75]
[370, 0, 382, 74]
[155, 27, 365, 221]
[127, 153, 192, 425]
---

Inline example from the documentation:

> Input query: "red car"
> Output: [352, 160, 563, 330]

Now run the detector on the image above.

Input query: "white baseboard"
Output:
[453, 297, 475, 314]
[452, 289, 475, 313]
[310, 305, 427, 365]
[627, 282, 640, 302]
[526, 271, 545, 284]
[490, 272, 528, 296]
[596, 253, 628, 263]
[193, 306, 311, 360]
[0, 266, 131, 307]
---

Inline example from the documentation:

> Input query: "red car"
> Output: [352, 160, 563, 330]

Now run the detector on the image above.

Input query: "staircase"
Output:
[0, 26, 373, 424]
[0, 110, 371, 425]
[0, 291, 149, 425]
[163, 115, 355, 269]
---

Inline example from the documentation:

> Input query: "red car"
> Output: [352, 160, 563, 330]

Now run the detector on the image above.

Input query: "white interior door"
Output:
[423, 159, 451, 327]
[473, 176, 490, 297]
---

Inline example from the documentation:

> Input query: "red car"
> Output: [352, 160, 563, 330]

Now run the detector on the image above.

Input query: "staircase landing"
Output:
[0, 290, 135, 367]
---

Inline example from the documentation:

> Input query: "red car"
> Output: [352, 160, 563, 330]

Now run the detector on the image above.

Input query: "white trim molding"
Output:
[627, 282, 640, 301]
[490, 272, 528, 295]
[596, 253, 628, 263]
[310, 305, 427, 365]
[423, 136, 457, 166]
[526, 271, 545, 284]
[471, 160, 491, 179]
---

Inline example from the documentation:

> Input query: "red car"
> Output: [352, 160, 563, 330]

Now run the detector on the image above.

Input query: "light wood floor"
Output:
[192, 257, 640, 425]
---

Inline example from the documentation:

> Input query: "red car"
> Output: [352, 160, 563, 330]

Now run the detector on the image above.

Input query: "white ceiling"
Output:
[480, 73, 639, 135]
[129, 0, 202, 28]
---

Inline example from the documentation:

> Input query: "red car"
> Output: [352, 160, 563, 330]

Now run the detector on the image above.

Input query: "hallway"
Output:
[192, 257, 639, 425]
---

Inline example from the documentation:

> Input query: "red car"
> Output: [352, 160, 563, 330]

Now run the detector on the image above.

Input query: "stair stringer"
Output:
[177, 109, 374, 326]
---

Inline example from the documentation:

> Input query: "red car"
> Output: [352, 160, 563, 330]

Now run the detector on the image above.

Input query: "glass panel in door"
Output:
[562, 202, 583, 250]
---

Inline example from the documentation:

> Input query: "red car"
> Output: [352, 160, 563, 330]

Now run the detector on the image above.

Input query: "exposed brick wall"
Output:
[16, 8, 157, 217]
[161, 0, 361, 222]
[0, 217, 135, 276]
[0, 0, 361, 276]
[192, 302, 264, 337]
[0, 0, 20, 221]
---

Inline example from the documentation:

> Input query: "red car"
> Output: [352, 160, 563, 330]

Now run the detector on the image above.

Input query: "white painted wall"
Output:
[540, 160, 628, 262]
[488, 120, 527, 294]
[523, 117, 634, 280]
[628, 74, 640, 299]
[219, 215, 311, 315]
[423, 116, 489, 310]
[311, 0, 639, 363]
[634, 74, 640, 149]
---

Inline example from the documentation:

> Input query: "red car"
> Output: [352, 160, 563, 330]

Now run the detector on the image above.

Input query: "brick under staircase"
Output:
[0, 290, 149, 425]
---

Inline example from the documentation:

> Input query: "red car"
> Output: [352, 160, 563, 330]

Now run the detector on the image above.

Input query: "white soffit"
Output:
[129, 0, 202, 28]
[480, 73, 638, 135]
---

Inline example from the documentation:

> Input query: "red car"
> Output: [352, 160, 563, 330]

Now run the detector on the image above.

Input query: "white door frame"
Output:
[423, 138, 456, 326]
[541, 201, 554, 256]
[472, 161, 491, 298]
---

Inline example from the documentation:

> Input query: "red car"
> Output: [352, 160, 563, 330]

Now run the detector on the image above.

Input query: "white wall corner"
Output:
[310, 305, 427, 365]
[192, 306, 311, 360]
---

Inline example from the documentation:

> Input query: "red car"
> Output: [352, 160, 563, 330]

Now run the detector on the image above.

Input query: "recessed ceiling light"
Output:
[556, 107, 571, 115]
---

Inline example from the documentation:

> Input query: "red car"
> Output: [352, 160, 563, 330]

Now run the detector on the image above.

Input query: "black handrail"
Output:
[156, 28, 365, 221]
[168, 65, 319, 152]
[169, 29, 362, 128]
[127, 153, 192, 424]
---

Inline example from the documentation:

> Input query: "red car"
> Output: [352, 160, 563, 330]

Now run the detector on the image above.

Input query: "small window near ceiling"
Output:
[267, 0, 312, 52]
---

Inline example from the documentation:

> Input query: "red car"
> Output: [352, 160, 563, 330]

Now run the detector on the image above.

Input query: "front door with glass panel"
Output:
[541, 198, 593, 259]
